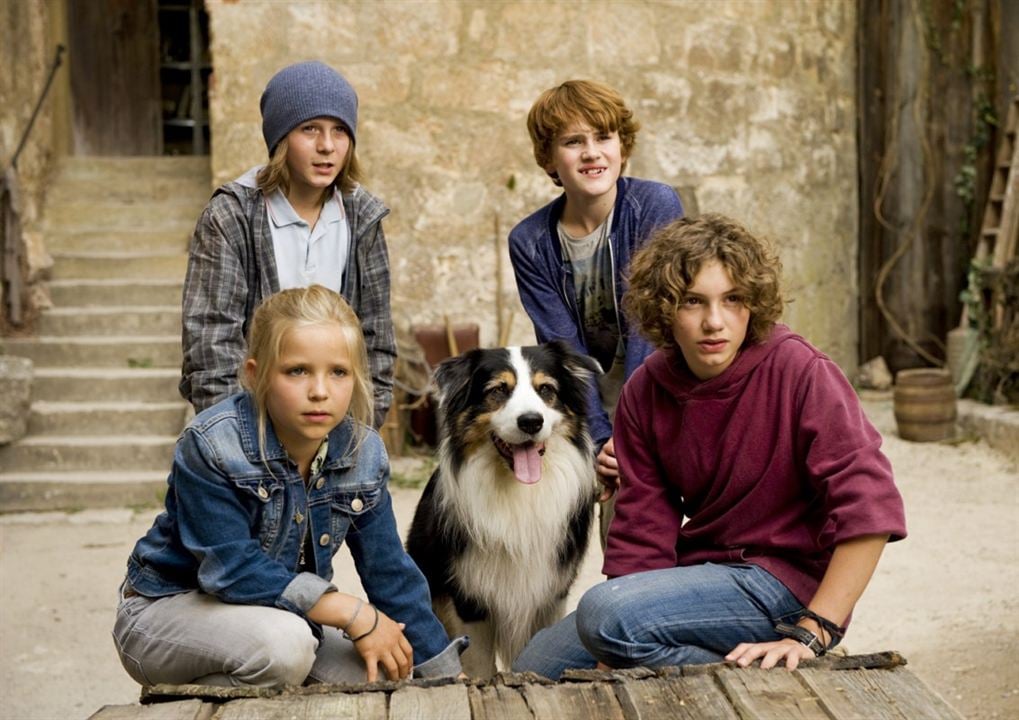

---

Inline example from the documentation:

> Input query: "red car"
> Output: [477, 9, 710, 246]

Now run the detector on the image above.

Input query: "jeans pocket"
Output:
[112, 615, 154, 686]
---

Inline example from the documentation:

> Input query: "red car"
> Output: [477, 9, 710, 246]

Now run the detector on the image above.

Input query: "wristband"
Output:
[341, 598, 364, 640]
[347, 604, 379, 643]
[774, 622, 826, 656]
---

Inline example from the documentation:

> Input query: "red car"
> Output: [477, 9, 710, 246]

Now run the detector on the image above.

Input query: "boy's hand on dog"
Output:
[355, 613, 413, 682]
[596, 438, 620, 501]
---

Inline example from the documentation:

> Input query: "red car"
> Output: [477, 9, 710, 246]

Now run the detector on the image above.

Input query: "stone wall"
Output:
[0, 356, 32, 444]
[206, 0, 859, 368]
[0, 0, 62, 326]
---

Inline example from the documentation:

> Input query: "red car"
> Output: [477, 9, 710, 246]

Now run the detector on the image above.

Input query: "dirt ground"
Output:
[0, 395, 1016, 719]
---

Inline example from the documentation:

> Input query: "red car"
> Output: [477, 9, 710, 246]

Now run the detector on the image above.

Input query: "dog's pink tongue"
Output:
[512, 445, 542, 484]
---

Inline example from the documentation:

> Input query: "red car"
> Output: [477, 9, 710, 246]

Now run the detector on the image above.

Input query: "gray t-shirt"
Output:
[558, 210, 625, 416]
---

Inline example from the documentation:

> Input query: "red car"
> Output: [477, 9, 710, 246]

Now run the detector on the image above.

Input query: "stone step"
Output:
[45, 202, 200, 231]
[31, 367, 182, 403]
[50, 252, 187, 281]
[44, 228, 192, 254]
[0, 470, 168, 512]
[59, 155, 210, 180]
[48, 279, 183, 307]
[28, 401, 187, 436]
[2, 335, 181, 368]
[0, 435, 177, 473]
[38, 306, 181, 336]
[47, 183, 209, 206]
[60, 153, 208, 172]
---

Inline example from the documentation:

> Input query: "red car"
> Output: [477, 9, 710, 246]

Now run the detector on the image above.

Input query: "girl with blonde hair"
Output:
[115, 286, 464, 687]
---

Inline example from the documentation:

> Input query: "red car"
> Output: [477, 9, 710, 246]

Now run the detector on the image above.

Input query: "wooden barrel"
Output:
[893, 368, 957, 442]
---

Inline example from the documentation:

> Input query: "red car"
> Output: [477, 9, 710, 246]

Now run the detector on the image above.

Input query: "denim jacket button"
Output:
[319, 533, 331, 546]
[315, 477, 325, 490]
[351, 498, 364, 512]
[257, 486, 268, 499]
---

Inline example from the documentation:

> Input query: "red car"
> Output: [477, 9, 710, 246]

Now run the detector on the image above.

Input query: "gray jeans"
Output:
[112, 584, 365, 688]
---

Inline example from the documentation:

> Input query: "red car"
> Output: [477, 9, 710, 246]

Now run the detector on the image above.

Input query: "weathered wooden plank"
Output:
[715, 666, 829, 720]
[803, 666, 964, 720]
[614, 675, 740, 720]
[797, 667, 918, 720]
[521, 681, 625, 720]
[388, 683, 471, 720]
[213, 692, 387, 720]
[660, 672, 741, 716]
[88, 699, 212, 720]
[467, 684, 534, 720]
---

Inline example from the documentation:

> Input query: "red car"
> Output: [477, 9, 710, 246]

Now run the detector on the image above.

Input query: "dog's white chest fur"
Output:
[406, 342, 600, 678]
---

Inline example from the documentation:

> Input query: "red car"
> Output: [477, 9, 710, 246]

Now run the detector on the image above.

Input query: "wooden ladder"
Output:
[975, 95, 1019, 330]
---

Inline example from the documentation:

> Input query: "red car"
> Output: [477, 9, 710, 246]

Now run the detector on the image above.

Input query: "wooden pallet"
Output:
[88, 652, 964, 720]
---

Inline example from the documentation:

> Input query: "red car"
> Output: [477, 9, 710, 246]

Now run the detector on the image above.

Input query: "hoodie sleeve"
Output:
[796, 357, 907, 547]
[602, 368, 684, 577]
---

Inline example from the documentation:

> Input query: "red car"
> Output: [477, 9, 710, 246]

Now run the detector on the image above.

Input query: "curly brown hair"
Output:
[624, 213, 785, 350]
[526, 80, 640, 187]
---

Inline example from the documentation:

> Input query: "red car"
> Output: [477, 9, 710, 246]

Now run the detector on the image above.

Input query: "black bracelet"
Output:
[775, 622, 826, 656]
[797, 608, 846, 647]
[340, 598, 364, 639]
[346, 604, 379, 643]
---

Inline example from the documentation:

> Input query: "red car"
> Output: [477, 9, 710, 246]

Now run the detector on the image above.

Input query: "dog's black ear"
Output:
[544, 340, 602, 381]
[433, 351, 478, 412]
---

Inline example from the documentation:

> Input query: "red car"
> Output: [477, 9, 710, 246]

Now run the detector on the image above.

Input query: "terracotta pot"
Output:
[893, 368, 957, 442]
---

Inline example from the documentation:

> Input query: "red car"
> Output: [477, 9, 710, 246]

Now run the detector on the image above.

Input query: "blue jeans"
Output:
[512, 563, 804, 679]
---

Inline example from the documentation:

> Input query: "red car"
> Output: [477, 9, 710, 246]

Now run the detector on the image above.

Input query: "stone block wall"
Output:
[0, 356, 33, 444]
[206, 0, 859, 369]
[0, 0, 61, 326]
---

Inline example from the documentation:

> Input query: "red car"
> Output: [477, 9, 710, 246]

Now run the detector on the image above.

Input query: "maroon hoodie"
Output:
[604, 324, 907, 608]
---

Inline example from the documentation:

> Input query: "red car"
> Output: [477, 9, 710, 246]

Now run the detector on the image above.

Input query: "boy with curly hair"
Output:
[509, 80, 684, 512]
[514, 214, 906, 678]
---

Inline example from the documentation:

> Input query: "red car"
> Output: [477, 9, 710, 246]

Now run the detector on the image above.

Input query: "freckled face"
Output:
[671, 260, 750, 381]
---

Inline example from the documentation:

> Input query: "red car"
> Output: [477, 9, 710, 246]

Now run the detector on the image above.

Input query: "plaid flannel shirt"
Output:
[179, 181, 396, 428]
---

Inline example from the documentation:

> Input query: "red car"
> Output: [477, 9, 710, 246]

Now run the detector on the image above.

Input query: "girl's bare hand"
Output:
[352, 610, 413, 681]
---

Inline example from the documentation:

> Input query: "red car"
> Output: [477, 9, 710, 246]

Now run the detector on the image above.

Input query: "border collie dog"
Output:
[406, 341, 599, 678]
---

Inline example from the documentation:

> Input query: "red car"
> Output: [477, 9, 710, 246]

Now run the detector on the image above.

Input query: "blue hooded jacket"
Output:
[508, 177, 684, 447]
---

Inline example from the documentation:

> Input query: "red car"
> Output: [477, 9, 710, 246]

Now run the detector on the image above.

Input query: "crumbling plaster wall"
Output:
[206, 0, 858, 369]
[0, 0, 61, 324]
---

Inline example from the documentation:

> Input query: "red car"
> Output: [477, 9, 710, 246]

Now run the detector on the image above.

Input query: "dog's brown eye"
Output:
[537, 384, 557, 402]
[487, 383, 510, 401]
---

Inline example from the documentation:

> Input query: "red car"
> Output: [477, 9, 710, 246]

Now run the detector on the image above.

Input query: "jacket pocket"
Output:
[231, 474, 285, 550]
[329, 484, 384, 547]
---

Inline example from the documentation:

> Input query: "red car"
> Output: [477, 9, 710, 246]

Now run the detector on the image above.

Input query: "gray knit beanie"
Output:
[260, 61, 358, 155]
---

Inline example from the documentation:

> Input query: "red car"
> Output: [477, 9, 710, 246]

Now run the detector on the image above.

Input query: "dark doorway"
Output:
[157, 0, 211, 155]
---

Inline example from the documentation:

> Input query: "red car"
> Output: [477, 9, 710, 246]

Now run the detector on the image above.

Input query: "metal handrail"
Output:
[2, 44, 65, 326]
[7, 44, 65, 172]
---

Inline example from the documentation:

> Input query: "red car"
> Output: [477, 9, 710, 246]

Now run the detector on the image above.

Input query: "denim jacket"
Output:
[126, 392, 461, 674]
[508, 177, 684, 447]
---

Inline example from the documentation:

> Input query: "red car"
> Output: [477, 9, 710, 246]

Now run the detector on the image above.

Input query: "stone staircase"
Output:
[0, 156, 210, 512]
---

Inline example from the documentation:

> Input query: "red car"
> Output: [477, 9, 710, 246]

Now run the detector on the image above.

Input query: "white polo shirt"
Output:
[265, 188, 350, 293]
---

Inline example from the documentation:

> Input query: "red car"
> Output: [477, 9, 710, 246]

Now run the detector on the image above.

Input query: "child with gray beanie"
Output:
[180, 60, 396, 429]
